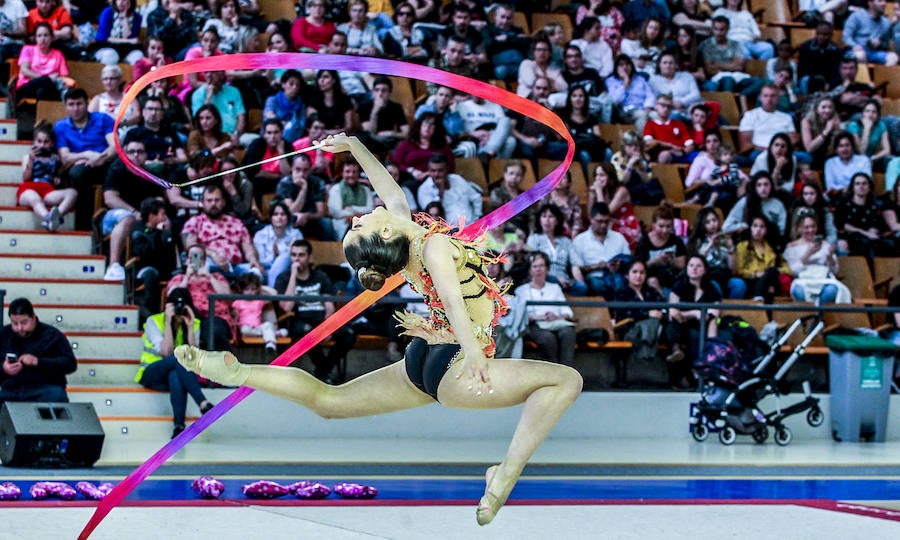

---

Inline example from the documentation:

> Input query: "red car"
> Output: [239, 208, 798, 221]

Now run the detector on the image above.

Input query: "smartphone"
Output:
[190, 250, 201, 270]
[5, 353, 17, 364]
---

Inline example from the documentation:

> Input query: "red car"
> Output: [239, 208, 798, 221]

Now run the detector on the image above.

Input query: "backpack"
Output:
[695, 337, 747, 385]
[716, 315, 769, 364]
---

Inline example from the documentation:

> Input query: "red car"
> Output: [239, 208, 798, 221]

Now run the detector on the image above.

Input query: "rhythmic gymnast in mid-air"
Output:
[175, 133, 583, 525]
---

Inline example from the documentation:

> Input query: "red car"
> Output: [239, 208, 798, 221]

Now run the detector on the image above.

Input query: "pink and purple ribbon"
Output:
[79, 53, 574, 539]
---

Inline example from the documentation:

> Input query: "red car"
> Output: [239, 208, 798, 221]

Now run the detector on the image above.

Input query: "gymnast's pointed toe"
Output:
[176, 346, 250, 387]
[175, 345, 201, 373]
[476, 492, 503, 526]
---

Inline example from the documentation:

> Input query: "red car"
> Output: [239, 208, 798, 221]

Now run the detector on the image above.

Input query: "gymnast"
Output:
[175, 133, 583, 525]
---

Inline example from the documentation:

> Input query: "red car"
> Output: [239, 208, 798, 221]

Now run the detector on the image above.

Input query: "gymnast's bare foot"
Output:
[175, 345, 250, 387]
[476, 464, 508, 526]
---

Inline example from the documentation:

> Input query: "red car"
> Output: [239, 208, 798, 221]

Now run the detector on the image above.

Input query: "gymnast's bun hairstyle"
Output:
[344, 232, 411, 291]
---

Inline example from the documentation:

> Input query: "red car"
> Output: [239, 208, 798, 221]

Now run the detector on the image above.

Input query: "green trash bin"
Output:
[826, 334, 897, 442]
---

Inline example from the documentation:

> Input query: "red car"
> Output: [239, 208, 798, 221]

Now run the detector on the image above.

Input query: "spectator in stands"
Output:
[191, 69, 254, 147]
[797, 21, 843, 93]
[576, 0, 624, 52]
[124, 94, 187, 177]
[738, 83, 799, 160]
[132, 36, 170, 83]
[751, 132, 803, 199]
[834, 172, 895, 259]
[643, 93, 694, 164]
[488, 159, 530, 231]
[328, 156, 376, 238]
[414, 85, 467, 153]
[846, 99, 893, 171]
[292, 0, 337, 52]
[382, 2, 430, 63]
[291, 114, 334, 177]
[712, 0, 774, 59]
[800, 96, 842, 170]
[588, 162, 642, 248]
[724, 172, 787, 240]
[263, 30, 292, 88]
[227, 25, 272, 110]
[517, 36, 566, 98]
[306, 69, 355, 137]
[880, 179, 900, 235]
[671, 0, 711, 39]
[670, 25, 706, 84]
[610, 130, 664, 207]
[55, 88, 116, 230]
[131, 197, 178, 316]
[430, 34, 480, 90]
[357, 76, 410, 152]
[86, 64, 140, 128]
[233, 272, 284, 355]
[548, 44, 605, 113]
[17, 121, 74, 232]
[510, 77, 568, 163]
[733, 216, 786, 303]
[790, 182, 839, 246]
[219, 155, 260, 233]
[665, 255, 720, 389]
[0, 297, 76, 406]
[830, 57, 881, 121]
[416, 154, 482, 224]
[338, 0, 383, 56]
[527, 203, 585, 295]
[843, 0, 898, 66]
[456, 93, 516, 159]
[147, 0, 197, 61]
[187, 104, 236, 159]
[0, 0, 28, 61]
[766, 40, 798, 88]
[275, 239, 356, 384]
[166, 245, 236, 350]
[26, 0, 79, 59]
[485, 3, 530, 82]
[766, 65, 801, 114]
[636, 203, 686, 293]
[138, 287, 214, 439]
[253, 199, 303, 288]
[685, 130, 722, 199]
[783, 213, 849, 304]
[393, 110, 454, 187]
[541, 171, 585, 237]
[242, 118, 293, 196]
[276, 153, 334, 240]
[182, 183, 264, 279]
[698, 16, 761, 107]
[515, 251, 577, 366]
[649, 51, 703, 122]
[688, 206, 744, 299]
[824, 131, 873, 194]
[604, 54, 655, 130]
[620, 17, 664, 76]
[92, 0, 143, 65]
[14, 22, 72, 103]
[613, 260, 665, 376]
[439, 5, 488, 75]
[181, 27, 226, 98]
[321, 31, 372, 105]
[571, 16, 615, 78]
[622, 0, 670, 28]
[202, 0, 244, 54]
[262, 69, 307, 143]
[144, 75, 192, 144]
[572, 202, 631, 298]
[557, 85, 605, 175]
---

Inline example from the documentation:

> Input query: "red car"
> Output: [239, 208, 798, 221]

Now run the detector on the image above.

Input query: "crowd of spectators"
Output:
[5, 0, 900, 387]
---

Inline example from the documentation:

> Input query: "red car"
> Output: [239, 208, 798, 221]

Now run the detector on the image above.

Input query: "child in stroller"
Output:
[689, 314, 826, 445]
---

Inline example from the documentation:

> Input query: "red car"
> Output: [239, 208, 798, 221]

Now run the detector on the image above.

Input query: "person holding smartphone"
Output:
[0, 297, 77, 407]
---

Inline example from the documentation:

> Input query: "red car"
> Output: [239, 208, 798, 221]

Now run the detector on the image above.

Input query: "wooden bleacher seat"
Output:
[873, 257, 900, 293]
[387, 75, 416, 124]
[633, 205, 657, 229]
[36, 100, 67, 124]
[790, 27, 815, 49]
[745, 58, 767, 78]
[700, 92, 741, 125]
[530, 13, 573, 43]
[882, 98, 900, 117]
[512, 11, 530, 34]
[872, 65, 900, 98]
[308, 239, 347, 266]
[67, 62, 133, 99]
[654, 163, 687, 203]
[258, 0, 299, 21]
[455, 156, 488, 191]
[570, 299, 632, 352]
[837, 255, 887, 305]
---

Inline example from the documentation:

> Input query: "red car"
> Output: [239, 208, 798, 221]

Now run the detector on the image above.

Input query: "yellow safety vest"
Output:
[136, 312, 201, 383]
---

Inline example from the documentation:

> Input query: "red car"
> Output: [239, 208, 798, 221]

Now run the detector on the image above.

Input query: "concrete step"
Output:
[0, 162, 20, 183]
[0, 119, 17, 140]
[0, 253, 105, 279]
[100, 416, 215, 443]
[70, 360, 139, 386]
[0, 205, 74, 231]
[0, 182, 18, 204]
[0, 141, 33, 162]
[21, 303, 138, 331]
[2, 277, 123, 304]
[0, 99, 8, 118]
[70, 386, 221, 418]
[0, 230, 92, 254]
[66, 331, 143, 359]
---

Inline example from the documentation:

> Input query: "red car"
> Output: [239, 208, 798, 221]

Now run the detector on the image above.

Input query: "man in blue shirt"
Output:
[190, 70, 252, 147]
[54, 88, 116, 230]
[843, 0, 898, 66]
[263, 69, 307, 143]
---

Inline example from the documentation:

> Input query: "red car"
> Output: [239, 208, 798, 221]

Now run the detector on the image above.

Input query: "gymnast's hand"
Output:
[458, 351, 492, 397]
[315, 133, 354, 154]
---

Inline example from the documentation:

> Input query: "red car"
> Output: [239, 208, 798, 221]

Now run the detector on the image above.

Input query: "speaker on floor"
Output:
[0, 402, 105, 468]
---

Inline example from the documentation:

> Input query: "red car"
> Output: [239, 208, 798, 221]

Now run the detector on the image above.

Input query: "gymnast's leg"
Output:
[436, 357, 583, 525]
[174, 345, 434, 418]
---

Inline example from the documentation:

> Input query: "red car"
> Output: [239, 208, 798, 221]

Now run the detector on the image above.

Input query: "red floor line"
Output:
[798, 500, 900, 522]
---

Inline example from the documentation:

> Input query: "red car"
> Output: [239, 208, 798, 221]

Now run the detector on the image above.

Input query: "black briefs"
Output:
[404, 337, 461, 402]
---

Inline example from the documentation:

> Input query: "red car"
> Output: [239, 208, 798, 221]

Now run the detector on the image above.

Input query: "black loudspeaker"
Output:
[0, 402, 105, 468]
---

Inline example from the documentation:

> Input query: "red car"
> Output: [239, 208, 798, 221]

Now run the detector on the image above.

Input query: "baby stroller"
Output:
[689, 314, 826, 445]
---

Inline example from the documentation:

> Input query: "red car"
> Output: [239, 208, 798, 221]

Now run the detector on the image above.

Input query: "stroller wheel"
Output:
[752, 426, 769, 444]
[807, 408, 824, 427]
[774, 426, 793, 446]
[691, 423, 709, 442]
[718, 426, 737, 445]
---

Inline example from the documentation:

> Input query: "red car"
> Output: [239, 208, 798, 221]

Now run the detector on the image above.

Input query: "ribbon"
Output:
[79, 53, 573, 539]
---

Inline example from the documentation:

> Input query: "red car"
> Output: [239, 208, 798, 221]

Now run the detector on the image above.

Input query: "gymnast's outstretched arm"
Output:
[317, 133, 410, 217]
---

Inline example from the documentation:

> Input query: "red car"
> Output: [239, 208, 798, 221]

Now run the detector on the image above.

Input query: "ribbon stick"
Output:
[79, 53, 573, 539]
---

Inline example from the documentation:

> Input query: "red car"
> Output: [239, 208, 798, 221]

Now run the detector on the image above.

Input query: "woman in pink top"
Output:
[16, 22, 72, 102]
[291, 0, 336, 52]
